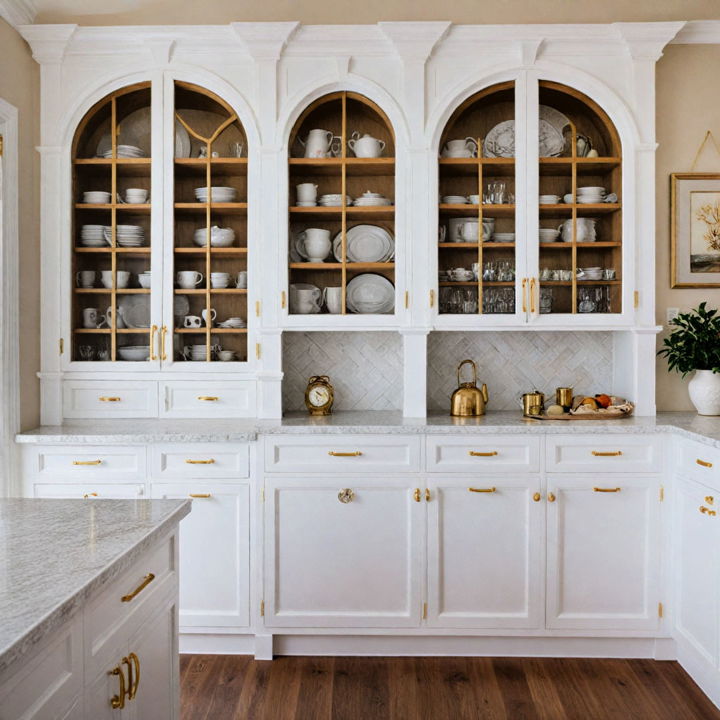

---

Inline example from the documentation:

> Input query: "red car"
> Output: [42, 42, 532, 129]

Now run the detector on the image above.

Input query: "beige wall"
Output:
[0, 19, 39, 430]
[655, 44, 720, 410]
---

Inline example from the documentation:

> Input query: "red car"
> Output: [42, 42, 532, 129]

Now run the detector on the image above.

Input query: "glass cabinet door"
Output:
[71, 82, 156, 364]
[437, 82, 519, 319]
[171, 81, 249, 364]
[536, 81, 622, 318]
[287, 92, 396, 317]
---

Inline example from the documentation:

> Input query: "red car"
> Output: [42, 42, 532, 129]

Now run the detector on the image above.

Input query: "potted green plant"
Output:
[657, 302, 720, 415]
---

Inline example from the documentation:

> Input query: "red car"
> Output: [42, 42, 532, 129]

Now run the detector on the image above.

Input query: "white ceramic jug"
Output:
[299, 129, 334, 159]
[299, 228, 331, 261]
[558, 218, 597, 243]
[348, 132, 385, 158]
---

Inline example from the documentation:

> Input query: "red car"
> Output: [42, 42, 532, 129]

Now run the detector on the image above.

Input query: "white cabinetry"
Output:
[546, 475, 660, 630]
[263, 476, 423, 628]
[426, 476, 543, 629]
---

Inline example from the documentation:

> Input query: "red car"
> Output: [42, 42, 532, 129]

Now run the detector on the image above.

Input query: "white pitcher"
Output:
[558, 218, 597, 243]
[348, 132, 385, 158]
[299, 129, 334, 159]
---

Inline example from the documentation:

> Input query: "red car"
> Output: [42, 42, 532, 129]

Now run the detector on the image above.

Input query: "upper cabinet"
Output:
[286, 92, 396, 321]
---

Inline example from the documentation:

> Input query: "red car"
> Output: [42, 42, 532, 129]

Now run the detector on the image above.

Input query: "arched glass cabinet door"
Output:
[71, 82, 155, 364]
[437, 82, 519, 319]
[172, 81, 249, 363]
[287, 92, 396, 317]
[536, 81, 622, 317]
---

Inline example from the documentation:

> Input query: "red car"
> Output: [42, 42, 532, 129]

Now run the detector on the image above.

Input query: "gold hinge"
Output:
[634, 290, 639, 309]
[255, 343, 261, 359]
[422, 602, 427, 620]
[404, 290, 409, 309]
[429, 289, 435, 308]
[0, 134, 4, 156]
[659, 486, 665, 502]
[59, 338, 64, 355]
[281, 290, 286, 309]
[260, 487, 265, 502]
[255, 300, 261, 317]
[658, 602, 664, 618]
[260, 599, 265, 617]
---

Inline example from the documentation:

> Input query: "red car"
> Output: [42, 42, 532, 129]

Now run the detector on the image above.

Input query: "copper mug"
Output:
[522, 391, 545, 416]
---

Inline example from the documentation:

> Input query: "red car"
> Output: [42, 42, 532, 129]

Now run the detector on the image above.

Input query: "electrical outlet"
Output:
[667, 307, 679, 324]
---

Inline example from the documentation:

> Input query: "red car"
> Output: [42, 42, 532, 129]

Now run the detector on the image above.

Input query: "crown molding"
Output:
[18, 23, 76, 63]
[0, 0, 36, 28]
[613, 21, 685, 60]
[378, 21, 451, 62]
[671, 20, 720, 44]
[231, 21, 300, 60]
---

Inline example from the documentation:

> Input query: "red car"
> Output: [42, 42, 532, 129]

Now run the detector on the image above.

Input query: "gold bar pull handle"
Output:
[468, 487, 496, 493]
[197, 396, 219, 401]
[73, 459, 102, 466]
[469, 451, 498, 457]
[108, 666, 126, 709]
[593, 487, 622, 493]
[99, 396, 121, 402]
[530, 278, 536, 314]
[328, 451, 363, 457]
[121, 572, 155, 603]
[160, 325, 168, 361]
[185, 458, 215, 465]
[429, 289, 435, 308]
[281, 290, 286, 309]
[83, 492, 99, 498]
[149, 324, 158, 361]
[591, 450, 623, 457]
[122, 656, 133, 702]
[697, 459, 713, 468]
[700, 506, 718, 516]
[128, 653, 140, 699]
[521, 278, 527, 313]
[189, 493, 212, 498]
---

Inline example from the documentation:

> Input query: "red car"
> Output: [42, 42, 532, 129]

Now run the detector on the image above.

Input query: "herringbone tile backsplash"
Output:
[282, 331, 613, 412]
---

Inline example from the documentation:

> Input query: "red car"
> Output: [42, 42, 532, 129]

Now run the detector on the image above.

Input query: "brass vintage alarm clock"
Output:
[305, 375, 334, 416]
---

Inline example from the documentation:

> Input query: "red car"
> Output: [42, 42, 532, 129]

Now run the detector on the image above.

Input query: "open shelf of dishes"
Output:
[288, 91, 396, 316]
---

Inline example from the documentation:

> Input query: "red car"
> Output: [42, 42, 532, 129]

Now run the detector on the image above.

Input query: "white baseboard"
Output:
[180, 633, 256, 655]
[677, 639, 720, 710]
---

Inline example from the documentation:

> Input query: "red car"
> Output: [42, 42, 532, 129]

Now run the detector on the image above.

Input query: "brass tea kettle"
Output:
[450, 359, 489, 417]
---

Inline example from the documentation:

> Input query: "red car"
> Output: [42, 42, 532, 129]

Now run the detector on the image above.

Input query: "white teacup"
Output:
[236, 271, 248, 289]
[323, 286, 342, 314]
[202, 308, 217, 326]
[184, 315, 202, 328]
[76, 270, 96, 288]
[296, 183, 318, 203]
[444, 138, 478, 158]
[210, 272, 230, 289]
[138, 272, 151, 289]
[82, 308, 98, 328]
[177, 270, 203, 288]
[100, 270, 129, 289]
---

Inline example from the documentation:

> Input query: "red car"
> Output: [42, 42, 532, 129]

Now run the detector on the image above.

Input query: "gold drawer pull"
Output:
[413, 488, 421, 502]
[592, 451, 623, 457]
[121, 572, 155, 603]
[533, 492, 542, 502]
[83, 492, 99, 498]
[122, 656, 133, 701]
[108, 666, 126, 709]
[700, 506, 718, 516]
[189, 493, 212, 498]
[328, 451, 363, 457]
[197, 396, 219, 401]
[593, 487, 621, 493]
[469, 451, 498, 457]
[697, 459, 713, 468]
[99, 396, 121, 402]
[128, 653, 140, 699]
[338, 488, 355, 504]
[185, 458, 216, 465]
[548, 492, 556, 503]
[73, 459, 102, 466]
[468, 487, 496, 493]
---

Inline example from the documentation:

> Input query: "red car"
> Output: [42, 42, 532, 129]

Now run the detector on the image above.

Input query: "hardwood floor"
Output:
[180, 655, 720, 719]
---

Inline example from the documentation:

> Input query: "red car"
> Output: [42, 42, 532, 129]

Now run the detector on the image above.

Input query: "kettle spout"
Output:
[481, 383, 489, 404]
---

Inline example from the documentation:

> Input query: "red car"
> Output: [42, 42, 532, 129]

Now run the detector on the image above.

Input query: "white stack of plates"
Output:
[538, 228, 560, 242]
[319, 194, 351, 207]
[82, 191, 111, 204]
[117, 345, 149, 361]
[577, 186, 606, 204]
[101, 144, 145, 159]
[353, 191, 393, 207]
[332, 225, 394, 263]
[493, 232, 516, 243]
[188, 344, 211, 361]
[194, 186, 237, 203]
[218, 317, 246, 328]
[193, 226, 235, 247]
[346, 273, 395, 314]
[442, 195, 468, 204]
[114, 225, 145, 247]
[80, 225, 109, 247]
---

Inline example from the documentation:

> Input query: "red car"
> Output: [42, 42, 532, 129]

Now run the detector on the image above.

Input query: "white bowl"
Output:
[118, 346, 149, 361]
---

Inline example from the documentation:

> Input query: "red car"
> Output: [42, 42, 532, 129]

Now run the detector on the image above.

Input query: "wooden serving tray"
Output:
[524, 409, 634, 421]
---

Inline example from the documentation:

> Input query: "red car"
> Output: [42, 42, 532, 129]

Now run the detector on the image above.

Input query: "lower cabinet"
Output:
[32, 483, 145, 499]
[675, 475, 719, 666]
[152, 483, 250, 629]
[263, 476, 424, 628]
[426, 476, 543, 629]
[546, 475, 661, 631]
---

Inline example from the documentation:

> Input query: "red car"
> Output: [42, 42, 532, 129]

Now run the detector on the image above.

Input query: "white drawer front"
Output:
[63, 381, 158, 418]
[33, 482, 145, 499]
[161, 381, 256, 418]
[151, 443, 250, 479]
[546, 435, 661, 473]
[676, 438, 720, 490]
[426, 436, 540, 473]
[25, 446, 147, 481]
[265, 435, 421, 473]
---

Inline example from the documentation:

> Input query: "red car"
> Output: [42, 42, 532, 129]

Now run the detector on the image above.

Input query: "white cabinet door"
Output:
[152, 483, 250, 629]
[675, 475, 719, 666]
[264, 477, 423, 628]
[546, 475, 660, 631]
[427, 476, 543, 629]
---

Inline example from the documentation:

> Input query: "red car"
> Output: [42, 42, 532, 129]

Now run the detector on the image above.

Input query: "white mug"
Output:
[138, 272, 151, 289]
[76, 270, 95, 288]
[184, 315, 202, 328]
[201, 308, 217, 326]
[100, 270, 130, 289]
[177, 270, 203, 288]
[105, 306, 126, 329]
[82, 308, 98, 328]
[210, 272, 230, 288]
[323, 286, 342, 314]
[296, 183, 318, 202]
[236, 271, 248, 289]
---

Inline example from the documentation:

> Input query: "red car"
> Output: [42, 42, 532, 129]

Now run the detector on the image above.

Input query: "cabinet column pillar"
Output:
[402, 329, 428, 418]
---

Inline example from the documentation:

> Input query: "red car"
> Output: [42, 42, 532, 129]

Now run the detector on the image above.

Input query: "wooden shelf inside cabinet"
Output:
[175, 327, 248, 334]
[539, 242, 622, 249]
[74, 158, 152, 168]
[289, 206, 395, 220]
[539, 203, 621, 216]
[440, 281, 514, 287]
[540, 280, 622, 286]
[174, 157, 248, 175]
[174, 247, 248, 256]
[439, 158, 516, 177]
[75, 203, 151, 214]
[290, 262, 395, 271]
[174, 202, 247, 215]
[439, 204, 515, 217]
[73, 288, 111, 294]
[539, 157, 621, 175]
[439, 242, 516, 249]
[74, 327, 152, 334]
[289, 158, 395, 176]
[73, 247, 151, 254]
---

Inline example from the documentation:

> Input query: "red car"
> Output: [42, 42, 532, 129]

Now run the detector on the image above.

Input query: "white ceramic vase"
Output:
[688, 369, 720, 415]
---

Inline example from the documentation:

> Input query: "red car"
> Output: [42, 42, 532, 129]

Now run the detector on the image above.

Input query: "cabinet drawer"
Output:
[676, 438, 720, 490]
[32, 482, 145, 499]
[426, 436, 540, 473]
[151, 443, 249, 479]
[265, 435, 421, 473]
[546, 435, 661, 473]
[63, 380, 158, 418]
[24, 445, 147, 481]
[85, 533, 176, 668]
[160, 381, 256, 418]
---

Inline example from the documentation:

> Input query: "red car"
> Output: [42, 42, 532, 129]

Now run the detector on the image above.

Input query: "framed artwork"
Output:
[671, 173, 720, 287]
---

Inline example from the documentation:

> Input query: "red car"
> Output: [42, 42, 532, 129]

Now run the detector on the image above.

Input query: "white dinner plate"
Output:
[346, 273, 395, 314]
[119, 296, 151, 328]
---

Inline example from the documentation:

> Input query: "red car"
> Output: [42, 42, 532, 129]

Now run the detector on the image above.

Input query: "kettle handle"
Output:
[457, 359, 477, 387]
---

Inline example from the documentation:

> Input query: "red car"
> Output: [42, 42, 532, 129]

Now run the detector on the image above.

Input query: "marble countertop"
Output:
[0, 498, 190, 676]
[14, 411, 720, 449]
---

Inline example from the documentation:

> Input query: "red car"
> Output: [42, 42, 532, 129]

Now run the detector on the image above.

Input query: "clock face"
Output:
[308, 385, 330, 407]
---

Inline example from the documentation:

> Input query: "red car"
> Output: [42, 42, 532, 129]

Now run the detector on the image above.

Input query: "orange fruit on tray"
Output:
[595, 394, 612, 408]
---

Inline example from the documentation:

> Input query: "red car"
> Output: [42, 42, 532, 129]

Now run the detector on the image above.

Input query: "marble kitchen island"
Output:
[0, 498, 190, 719]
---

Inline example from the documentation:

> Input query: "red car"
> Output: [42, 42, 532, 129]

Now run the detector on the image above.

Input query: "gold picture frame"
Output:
[671, 172, 720, 288]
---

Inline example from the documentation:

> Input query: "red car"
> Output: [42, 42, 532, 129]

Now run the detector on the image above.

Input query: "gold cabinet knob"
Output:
[338, 488, 355, 504]
[425, 488, 431, 502]
[548, 492, 556, 503]
[533, 492, 541, 502]
[413, 488, 422, 502]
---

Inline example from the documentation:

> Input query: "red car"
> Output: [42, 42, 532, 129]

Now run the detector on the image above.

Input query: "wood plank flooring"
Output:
[180, 655, 720, 719]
